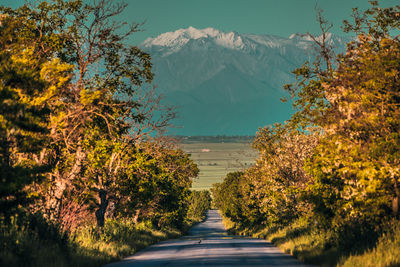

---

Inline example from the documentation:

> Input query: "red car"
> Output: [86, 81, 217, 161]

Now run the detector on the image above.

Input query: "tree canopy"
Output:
[0, 0, 196, 231]
[212, 1, 400, 249]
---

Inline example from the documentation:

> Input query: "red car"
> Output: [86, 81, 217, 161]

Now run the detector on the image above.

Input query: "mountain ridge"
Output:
[141, 27, 349, 135]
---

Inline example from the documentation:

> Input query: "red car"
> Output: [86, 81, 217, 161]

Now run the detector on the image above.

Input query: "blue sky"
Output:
[2, 0, 399, 44]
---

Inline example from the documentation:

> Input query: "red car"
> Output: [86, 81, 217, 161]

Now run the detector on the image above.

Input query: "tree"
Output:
[115, 140, 198, 228]
[307, 34, 400, 222]
[0, 11, 73, 214]
[283, 7, 336, 130]
[1, 0, 176, 228]
[250, 125, 319, 225]
[287, 2, 400, 226]
[187, 190, 211, 221]
[212, 172, 248, 225]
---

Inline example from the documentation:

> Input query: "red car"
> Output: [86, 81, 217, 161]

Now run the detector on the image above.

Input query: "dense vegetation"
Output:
[212, 3, 400, 266]
[0, 1, 211, 266]
[187, 190, 212, 221]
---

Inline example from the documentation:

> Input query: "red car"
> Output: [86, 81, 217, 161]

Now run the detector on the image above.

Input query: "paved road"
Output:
[106, 210, 313, 267]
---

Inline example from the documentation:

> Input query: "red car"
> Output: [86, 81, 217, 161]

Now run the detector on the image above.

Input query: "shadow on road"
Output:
[106, 210, 314, 267]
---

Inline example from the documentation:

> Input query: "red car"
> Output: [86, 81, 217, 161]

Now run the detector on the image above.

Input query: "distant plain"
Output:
[180, 139, 258, 190]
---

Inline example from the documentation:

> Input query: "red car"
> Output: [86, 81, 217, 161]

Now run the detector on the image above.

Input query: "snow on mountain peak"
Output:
[187, 26, 220, 39]
[142, 27, 245, 52]
[288, 32, 341, 49]
[143, 27, 220, 48]
[142, 27, 348, 58]
[289, 32, 334, 42]
[215, 31, 244, 50]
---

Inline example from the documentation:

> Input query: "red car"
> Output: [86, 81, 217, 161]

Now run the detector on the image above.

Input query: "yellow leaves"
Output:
[50, 111, 67, 128]
[7, 46, 74, 107]
[37, 58, 74, 105]
[0, 14, 7, 26]
[41, 58, 73, 84]
[14, 87, 30, 104]
[380, 38, 394, 49]
[0, 114, 7, 130]
[10, 46, 35, 66]
[80, 88, 103, 106]
[357, 34, 372, 44]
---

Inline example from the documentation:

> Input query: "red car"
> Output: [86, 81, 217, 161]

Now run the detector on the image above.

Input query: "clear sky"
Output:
[1, 0, 399, 44]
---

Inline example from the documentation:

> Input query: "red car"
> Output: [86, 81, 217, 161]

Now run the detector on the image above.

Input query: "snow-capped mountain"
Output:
[141, 27, 349, 135]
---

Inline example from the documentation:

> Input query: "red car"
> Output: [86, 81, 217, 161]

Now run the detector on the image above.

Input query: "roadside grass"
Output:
[71, 219, 187, 266]
[340, 222, 400, 267]
[1, 190, 211, 267]
[0, 213, 199, 267]
[221, 215, 400, 267]
[252, 219, 340, 267]
[221, 216, 236, 233]
[0, 212, 71, 267]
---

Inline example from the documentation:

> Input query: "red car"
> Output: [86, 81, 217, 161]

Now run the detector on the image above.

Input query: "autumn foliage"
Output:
[0, 1, 209, 266]
[212, 2, 400, 266]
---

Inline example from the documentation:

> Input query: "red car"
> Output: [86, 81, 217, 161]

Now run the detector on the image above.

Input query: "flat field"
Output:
[180, 140, 258, 190]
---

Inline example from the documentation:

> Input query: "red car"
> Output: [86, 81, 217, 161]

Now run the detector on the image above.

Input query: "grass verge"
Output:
[0, 213, 199, 267]
[340, 223, 400, 267]
[221, 215, 400, 267]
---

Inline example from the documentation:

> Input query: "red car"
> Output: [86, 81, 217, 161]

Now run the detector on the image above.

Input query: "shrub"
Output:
[187, 190, 211, 221]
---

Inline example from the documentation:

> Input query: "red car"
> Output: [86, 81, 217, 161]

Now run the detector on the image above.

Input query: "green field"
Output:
[180, 141, 258, 190]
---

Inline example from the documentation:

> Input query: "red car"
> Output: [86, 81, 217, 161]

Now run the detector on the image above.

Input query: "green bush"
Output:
[0, 211, 69, 267]
[0, 211, 195, 267]
[72, 217, 184, 263]
[186, 190, 211, 222]
[340, 221, 400, 267]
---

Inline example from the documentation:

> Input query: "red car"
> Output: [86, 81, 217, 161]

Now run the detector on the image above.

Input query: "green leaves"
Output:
[0, 0, 187, 233]
[114, 142, 198, 228]
[213, 3, 400, 240]
[0, 11, 72, 211]
[187, 190, 211, 221]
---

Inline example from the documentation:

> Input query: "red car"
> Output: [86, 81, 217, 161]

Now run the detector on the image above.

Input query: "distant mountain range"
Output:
[141, 27, 349, 136]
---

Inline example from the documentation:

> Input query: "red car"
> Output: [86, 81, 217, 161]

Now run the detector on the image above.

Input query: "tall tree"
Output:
[0, 10, 73, 214]
[114, 140, 198, 227]
[1, 0, 175, 227]
[287, 2, 400, 224]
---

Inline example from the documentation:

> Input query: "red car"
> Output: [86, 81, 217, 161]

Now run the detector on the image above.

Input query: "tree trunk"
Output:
[95, 189, 109, 227]
[68, 145, 85, 181]
[133, 209, 141, 224]
[393, 177, 400, 216]
[393, 196, 399, 216]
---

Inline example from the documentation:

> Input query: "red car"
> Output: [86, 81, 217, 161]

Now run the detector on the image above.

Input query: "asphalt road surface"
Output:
[105, 210, 313, 267]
